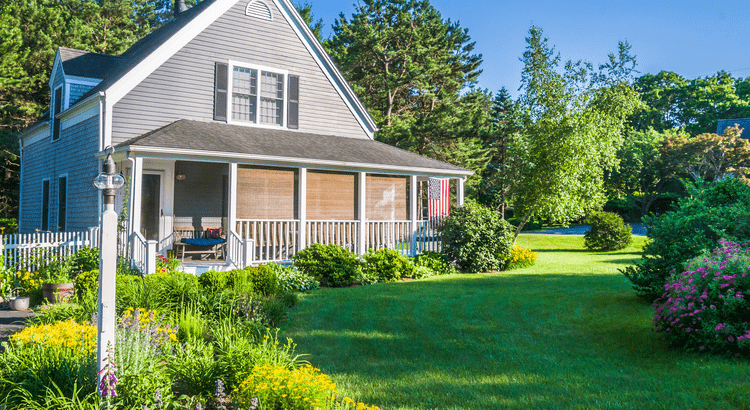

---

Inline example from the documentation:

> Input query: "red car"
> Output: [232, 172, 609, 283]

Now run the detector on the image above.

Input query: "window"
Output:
[41, 180, 50, 231]
[58, 176, 67, 231]
[52, 86, 63, 141]
[221, 61, 293, 128]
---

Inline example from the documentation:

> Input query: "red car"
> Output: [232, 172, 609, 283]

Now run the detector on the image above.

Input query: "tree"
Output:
[294, 1, 324, 42]
[327, 0, 487, 186]
[508, 26, 641, 239]
[479, 87, 521, 215]
[606, 128, 684, 217]
[662, 124, 750, 183]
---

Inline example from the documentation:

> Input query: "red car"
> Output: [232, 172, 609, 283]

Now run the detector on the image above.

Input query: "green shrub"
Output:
[411, 251, 456, 278]
[143, 271, 201, 313]
[584, 211, 632, 251]
[268, 263, 319, 292]
[245, 265, 279, 296]
[653, 240, 750, 356]
[623, 179, 750, 300]
[166, 339, 220, 397]
[441, 201, 515, 272]
[199, 270, 230, 294]
[292, 243, 363, 287]
[228, 269, 254, 295]
[362, 248, 413, 282]
[71, 247, 99, 277]
[116, 274, 146, 315]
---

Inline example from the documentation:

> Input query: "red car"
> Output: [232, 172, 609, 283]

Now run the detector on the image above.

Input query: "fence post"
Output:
[243, 238, 254, 268]
[145, 240, 158, 275]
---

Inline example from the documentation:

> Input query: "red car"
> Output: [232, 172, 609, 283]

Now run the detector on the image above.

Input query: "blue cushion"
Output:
[182, 238, 226, 246]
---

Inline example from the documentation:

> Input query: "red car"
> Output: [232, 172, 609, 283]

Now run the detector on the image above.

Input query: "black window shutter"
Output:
[58, 176, 67, 231]
[214, 62, 228, 121]
[41, 180, 50, 231]
[53, 87, 62, 140]
[288, 75, 299, 129]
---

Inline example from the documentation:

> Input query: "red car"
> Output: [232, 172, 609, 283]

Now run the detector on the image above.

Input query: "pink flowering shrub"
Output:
[653, 239, 750, 355]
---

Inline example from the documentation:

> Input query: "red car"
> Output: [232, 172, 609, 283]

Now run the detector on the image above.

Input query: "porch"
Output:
[117, 159, 464, 274]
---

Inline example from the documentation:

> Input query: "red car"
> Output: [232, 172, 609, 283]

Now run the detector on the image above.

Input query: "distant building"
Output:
[716, 118, 750, 136]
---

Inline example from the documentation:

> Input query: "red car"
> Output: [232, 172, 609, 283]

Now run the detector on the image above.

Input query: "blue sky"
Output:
[308, 0, 750, 98]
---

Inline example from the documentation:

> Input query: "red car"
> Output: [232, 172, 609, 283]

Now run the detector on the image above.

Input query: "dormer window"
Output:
[215, 60, 299, 129]
[52, 86, 63, 141]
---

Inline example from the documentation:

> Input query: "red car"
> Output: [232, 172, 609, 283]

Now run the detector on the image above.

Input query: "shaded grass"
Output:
[283, 235, 750, 409]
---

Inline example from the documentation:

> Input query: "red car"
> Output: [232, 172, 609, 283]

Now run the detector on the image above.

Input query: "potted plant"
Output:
[40, 259, 75, 304]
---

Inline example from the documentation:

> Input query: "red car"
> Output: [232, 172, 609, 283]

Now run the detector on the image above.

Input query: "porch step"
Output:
[180, 261, 234, 275]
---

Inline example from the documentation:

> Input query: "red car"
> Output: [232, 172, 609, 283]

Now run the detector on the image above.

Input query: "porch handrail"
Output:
[306, 220, 359, 253]
[364, 220, 413, 255]
[236, 219, 299, 263]
[131, 231, 157, 275]
[227, 229, 255, 268]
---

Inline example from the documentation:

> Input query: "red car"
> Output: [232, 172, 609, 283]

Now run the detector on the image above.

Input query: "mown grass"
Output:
[283, 235, 750, 410]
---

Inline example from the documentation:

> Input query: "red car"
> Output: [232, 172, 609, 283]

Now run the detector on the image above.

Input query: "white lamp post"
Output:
[93, 146, 125, 385]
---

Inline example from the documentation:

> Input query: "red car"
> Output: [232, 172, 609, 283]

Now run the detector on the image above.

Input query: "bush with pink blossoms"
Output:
[653, 239, 750, 355]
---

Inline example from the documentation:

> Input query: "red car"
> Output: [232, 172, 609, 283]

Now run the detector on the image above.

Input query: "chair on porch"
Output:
[173, 217, 227, 262]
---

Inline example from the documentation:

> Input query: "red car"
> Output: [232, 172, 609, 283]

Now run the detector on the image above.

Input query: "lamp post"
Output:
[93, 146, 125, 385]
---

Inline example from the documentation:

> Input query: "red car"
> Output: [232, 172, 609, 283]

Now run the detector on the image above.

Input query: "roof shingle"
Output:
[116, 120, 469, 174]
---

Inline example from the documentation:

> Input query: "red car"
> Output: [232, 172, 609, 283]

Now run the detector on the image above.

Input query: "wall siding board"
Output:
[20, 116, 100, 233]
[112, 0, 368, 145]
[70, 83, 94, 105]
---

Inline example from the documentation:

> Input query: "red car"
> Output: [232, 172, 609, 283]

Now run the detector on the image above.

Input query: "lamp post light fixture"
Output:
[93, 146, 125, 386]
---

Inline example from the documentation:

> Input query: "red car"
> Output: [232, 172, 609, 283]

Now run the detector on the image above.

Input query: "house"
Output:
[717, 118, 750, 136]
[18, 0, 470, 272]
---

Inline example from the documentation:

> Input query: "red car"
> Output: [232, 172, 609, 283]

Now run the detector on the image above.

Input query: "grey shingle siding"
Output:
[111, 0, 367, 145]
[20, 116, 100, 233]
[70, 83, 95, 105]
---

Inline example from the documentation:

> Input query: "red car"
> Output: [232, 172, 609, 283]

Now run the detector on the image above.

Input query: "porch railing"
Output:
[306, 220, 359, 253]
[236, 219, 299, 263]
[232, 218, 443, 263]
[131, 231, 157, 274]
[226, 229, 255, 269]
[364, 220, 412, 255]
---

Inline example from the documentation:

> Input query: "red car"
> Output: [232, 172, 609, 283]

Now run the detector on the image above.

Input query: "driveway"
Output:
[526, 223, 647, 236]
[0, 309, 35, 350]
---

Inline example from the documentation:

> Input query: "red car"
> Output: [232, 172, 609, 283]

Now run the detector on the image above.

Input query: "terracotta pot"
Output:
[10, 296, 30, 311]
[42, 282, 74, 304]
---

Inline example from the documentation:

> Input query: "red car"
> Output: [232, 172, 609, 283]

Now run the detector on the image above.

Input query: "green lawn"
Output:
[282, 235, 750, 410]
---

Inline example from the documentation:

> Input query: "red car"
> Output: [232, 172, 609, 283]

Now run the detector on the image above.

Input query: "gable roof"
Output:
[58, 47, 122, 79]
[71, 0, 377, 136]
[717, 118, 750, 137]
[115, 120, 470, 175]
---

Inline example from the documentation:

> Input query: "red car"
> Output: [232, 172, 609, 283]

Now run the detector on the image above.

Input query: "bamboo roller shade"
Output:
[237, 166, 297, 219]
[306, 170, 357, 220]
[366, 174, 409, 220]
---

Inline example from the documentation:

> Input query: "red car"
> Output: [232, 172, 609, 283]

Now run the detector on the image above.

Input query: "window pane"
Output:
[233, 67, 257, 95]
[260, 71, 283, 99]
[260, 98, 283, 125]
[232, 94, 256, 122]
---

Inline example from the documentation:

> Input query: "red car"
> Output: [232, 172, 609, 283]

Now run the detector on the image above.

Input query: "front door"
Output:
[140, 172, 164, 243]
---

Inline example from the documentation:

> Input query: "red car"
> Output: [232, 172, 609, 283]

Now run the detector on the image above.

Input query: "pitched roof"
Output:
[115, 120, 469, 175]
[58, 47, 122, 79]
[76, 0, 216, 102]
[717, 118, 750, 137]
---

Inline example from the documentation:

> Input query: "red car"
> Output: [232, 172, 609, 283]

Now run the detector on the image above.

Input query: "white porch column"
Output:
[298, 168, 307, 252]
[410, 175, 418, 256]
[358, 171, 367, 255]
[129, 157, 143, 261]
[228, 163, 237, 233]
[457, 177, 465, 207]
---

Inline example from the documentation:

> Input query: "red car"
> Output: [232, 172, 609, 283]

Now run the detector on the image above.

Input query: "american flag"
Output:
[428, 178, 450, 220]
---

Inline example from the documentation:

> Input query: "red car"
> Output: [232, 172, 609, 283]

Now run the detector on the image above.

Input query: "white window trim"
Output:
[57, 173, 68, 232]
[226, 60, 289, 129]
[41, 178, 51, 231]
[51, 84, 64, 142]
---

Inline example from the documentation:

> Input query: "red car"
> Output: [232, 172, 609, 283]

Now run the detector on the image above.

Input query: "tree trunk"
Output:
[512, 213, 532, 243]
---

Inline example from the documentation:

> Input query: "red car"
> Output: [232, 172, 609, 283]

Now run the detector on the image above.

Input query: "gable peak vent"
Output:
[246, 0, 272, 20]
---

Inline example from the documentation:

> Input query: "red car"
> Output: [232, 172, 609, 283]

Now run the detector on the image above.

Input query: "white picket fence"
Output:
[1, 229, 99, 270]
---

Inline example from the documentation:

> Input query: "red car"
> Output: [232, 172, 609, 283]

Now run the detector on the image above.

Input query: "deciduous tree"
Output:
[508, 26, 641, 239]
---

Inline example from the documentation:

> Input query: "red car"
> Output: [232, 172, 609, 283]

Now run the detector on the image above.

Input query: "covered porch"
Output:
[110, 120, 470, 274]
